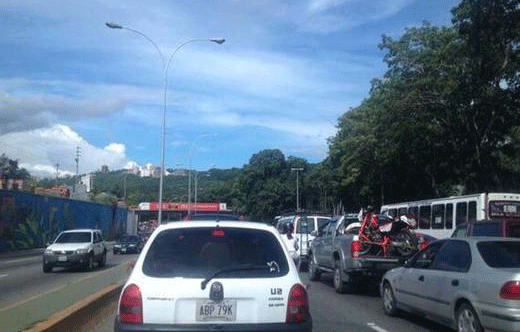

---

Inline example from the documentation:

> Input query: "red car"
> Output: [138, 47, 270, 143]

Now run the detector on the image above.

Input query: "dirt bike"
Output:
[357, 213, 419, 257]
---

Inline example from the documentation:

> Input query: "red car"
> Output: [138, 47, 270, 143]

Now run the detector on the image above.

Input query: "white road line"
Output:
[0, 274, 8, 278]
[0, 264, 120, 312]
[367, 322, 391, 332]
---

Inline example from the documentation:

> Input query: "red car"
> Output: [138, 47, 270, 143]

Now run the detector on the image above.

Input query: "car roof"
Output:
[155, 220, 275, 232]
[437, 236, 520, 244]
[60, 229, 98, 233]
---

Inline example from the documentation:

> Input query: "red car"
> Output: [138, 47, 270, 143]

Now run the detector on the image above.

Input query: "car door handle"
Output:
[452, 280, 459, 287]
[418, 275, 424, 282]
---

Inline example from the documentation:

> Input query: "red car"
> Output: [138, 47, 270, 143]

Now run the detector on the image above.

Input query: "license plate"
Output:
[196, 300, 236, 321]
[58, 256, 67, 261]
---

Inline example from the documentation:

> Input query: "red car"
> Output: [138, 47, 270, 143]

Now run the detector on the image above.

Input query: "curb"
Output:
[22, 280, 124, 332]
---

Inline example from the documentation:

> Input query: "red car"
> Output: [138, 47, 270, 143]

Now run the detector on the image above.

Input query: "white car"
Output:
[114, 221, 312, 332]
[42, 229, 107, 272]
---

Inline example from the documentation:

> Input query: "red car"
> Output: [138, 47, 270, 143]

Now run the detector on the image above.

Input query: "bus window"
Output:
[409, 206, 419, 221]
[456, 202, 468, 225]
[432, 204, 444, 229]
[468, 201, 477, 223]
[398, 207, 407, 215]
[419, 205, 431, 229]
[446, 203, 453, 229]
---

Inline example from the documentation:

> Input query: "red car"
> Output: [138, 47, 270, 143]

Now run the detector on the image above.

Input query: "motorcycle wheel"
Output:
[394, 230, 419, 257]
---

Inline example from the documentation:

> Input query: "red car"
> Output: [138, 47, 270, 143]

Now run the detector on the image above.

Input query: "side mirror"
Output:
[311, 230, 318, 237]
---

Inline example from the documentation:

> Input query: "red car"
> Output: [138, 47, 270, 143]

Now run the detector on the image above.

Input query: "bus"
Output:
[380, 193, 520, 239]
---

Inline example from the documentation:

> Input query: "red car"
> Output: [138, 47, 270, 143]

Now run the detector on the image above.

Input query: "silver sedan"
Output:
[381, 237, 520, 332]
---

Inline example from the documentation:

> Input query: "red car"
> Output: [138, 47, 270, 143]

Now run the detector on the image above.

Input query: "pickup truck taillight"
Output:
[286, 284, 309, 323]
[351, 240, 360, 258]
[119, 284, 143, 324]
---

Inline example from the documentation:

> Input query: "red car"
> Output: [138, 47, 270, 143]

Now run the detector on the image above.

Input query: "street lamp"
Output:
[106, 22, 225, 223]
[291, 167, 304, 212]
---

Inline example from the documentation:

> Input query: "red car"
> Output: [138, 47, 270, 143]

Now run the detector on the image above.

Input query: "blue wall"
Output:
[0, 190, 128, 252]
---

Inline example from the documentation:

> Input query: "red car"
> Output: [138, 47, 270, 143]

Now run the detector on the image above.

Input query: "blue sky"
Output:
[0, 0, 460, 178]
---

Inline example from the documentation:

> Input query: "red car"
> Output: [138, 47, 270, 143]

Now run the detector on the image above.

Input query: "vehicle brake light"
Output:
[286, 284, 309, 323]
[119, 284, 143, 324]
[211, 229, 225, 237]
[500, 281, 520, 300]
[351, 240, 360, 258]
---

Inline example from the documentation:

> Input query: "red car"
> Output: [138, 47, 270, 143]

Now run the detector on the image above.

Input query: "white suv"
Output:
[42, 229, 107, 272]
[114, 221, 312, 332]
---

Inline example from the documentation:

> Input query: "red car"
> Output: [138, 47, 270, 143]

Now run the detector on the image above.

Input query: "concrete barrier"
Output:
[23, 282, 123, 332]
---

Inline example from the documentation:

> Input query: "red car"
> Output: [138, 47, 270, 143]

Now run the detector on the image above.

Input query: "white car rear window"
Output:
[142, 227, 289, 278]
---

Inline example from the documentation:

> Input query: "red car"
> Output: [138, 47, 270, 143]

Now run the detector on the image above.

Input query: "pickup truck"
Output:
[307, 214, 406, 293]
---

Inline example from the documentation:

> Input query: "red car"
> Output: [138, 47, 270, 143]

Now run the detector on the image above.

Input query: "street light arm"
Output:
[105, 22, 165, 68]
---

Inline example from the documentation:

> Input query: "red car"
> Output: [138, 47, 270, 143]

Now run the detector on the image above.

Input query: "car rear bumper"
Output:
[479, 304, 520, 331]
[115, 317, 312, 332]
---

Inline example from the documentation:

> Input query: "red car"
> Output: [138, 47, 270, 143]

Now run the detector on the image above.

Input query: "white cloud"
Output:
[0, 125, 134, 178]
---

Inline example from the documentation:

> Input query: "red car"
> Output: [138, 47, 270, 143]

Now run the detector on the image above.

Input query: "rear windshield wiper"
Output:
[200, 262, 279, 290]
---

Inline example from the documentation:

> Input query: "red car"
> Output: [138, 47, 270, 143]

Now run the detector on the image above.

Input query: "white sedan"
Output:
[381, 237, 520, 332]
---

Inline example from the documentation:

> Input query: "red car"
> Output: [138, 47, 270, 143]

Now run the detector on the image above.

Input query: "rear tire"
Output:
[394, 230, 419, 257]
[456, 302, 483, 332]
[308, 252, 321, 281]
[333, 260, 348, 293]
[382, 282, 399, 316]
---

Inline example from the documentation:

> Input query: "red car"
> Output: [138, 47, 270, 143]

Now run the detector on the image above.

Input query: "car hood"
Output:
[47, 243, 90, 251]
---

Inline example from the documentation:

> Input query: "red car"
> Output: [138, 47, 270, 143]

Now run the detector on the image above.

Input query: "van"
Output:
[275, 214, 332, 266]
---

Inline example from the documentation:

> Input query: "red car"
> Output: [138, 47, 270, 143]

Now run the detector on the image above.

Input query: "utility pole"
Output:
[291, 167, 304, 212]
[55, 163, 59, 187]
[75, 146, 81, 176]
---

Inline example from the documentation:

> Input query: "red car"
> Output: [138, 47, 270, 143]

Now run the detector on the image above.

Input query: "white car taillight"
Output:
[500, 281, 520, 300]
[286, 284, 309, 323]
[119, 284, 143, 324]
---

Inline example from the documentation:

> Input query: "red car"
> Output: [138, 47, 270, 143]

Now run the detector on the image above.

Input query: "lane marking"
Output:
[0, 274, 8, 278]
[367, 322, 391, 332]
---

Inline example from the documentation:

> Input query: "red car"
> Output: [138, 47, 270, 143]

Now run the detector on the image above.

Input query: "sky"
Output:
[0, 0, 461, 178]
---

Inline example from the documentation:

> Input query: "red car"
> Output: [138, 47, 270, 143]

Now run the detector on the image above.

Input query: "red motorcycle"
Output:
[357, 212, 419, 257]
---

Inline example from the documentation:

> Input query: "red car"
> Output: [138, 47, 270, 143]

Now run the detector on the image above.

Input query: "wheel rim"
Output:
[333, 268, 340, 288]
[88, 256, 93, 269]
[458, 308, 477, 332]
[383, 286, 394, 311]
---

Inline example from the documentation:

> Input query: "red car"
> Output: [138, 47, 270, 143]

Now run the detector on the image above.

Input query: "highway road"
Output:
[0, 248, 137, 331]
[79, 272, 450, 332]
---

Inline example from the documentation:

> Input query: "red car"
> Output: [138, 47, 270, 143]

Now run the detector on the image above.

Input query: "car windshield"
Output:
[477, 241, 520, 268]
[119, 235, 139, 243]
[142, 227, 289, 278]
[55, 232, 91, 243]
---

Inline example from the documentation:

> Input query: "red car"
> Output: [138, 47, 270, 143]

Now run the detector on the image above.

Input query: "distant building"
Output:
[34, 186, 70, 198]
[101, 165, 109, 173]
[0, 179, 24, 190]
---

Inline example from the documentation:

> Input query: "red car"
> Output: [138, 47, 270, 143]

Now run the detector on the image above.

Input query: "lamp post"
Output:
[291, 167, 304, 212]
[106, 22, 224, 223]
